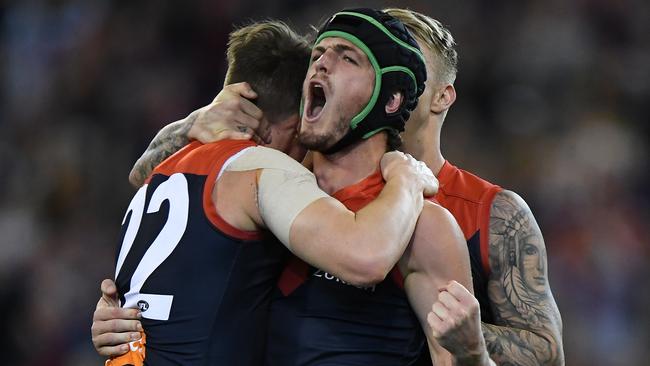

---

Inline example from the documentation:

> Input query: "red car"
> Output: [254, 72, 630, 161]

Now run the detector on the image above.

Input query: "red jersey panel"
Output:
[435, 160, 501, 275]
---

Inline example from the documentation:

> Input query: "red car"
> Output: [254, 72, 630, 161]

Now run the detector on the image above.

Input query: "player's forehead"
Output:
[312, 37, 366, 59]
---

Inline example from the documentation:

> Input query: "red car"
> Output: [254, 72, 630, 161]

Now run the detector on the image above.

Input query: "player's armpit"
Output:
[485, 189, 565, 366]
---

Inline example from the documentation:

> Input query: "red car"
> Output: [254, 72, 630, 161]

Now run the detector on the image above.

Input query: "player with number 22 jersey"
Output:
[113, 140, 286, 365]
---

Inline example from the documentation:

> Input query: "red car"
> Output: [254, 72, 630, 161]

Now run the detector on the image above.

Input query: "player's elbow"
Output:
[339, 266, 387, 287]
[547, 335, 565, 366]
[535, 328, 565, 366]
[128, 165, 145, 188]
[337, 251, 392, 286]
[128, 170, 139, 187]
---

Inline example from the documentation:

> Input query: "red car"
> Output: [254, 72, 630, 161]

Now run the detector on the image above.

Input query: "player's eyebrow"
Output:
[313, 44, 362, 57]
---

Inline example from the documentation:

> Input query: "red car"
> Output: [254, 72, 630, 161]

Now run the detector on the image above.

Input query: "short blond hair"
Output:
[384, 8, 458, 83]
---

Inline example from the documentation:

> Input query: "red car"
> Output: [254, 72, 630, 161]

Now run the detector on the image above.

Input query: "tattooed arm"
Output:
[483, 190, 564, 366]
[128, 114, 196, 187]
[128, 82, 266, 187]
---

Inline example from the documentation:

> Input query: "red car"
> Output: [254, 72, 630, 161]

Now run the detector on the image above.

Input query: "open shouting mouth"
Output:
[304, 79, 328, 123]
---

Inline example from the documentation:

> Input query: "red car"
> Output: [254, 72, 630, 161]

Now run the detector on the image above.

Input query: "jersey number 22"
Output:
[115, 173, 189, 320]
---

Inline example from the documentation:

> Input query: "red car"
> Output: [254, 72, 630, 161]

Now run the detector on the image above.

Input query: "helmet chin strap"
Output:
[321, 86, 403, 155]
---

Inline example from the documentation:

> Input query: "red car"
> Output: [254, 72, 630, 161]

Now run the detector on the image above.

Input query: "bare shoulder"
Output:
[418, 201, 465, 247]
[404, 201, 468, 275]
[214, 169, 261, 231]
[423, 200, 457, 224]
[490, 189, 533, 223]
[488, 189, 544, 281]
[229, 146, 310, 173]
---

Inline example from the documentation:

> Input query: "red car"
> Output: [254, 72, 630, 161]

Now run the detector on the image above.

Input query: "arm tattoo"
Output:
[129, 112, 199, 187]
[483, 190, 564, 366]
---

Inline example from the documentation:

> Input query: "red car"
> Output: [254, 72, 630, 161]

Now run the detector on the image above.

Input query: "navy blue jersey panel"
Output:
[266, 266, 425, 365]
[115, 172, 287, 365]
[467, 231, 493, 325]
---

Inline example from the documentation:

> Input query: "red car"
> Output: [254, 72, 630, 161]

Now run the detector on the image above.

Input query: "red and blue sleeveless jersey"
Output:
[266, 171, 425, 365]
[413, 161, 502, 366]
[434, 160, 501, 323]
[114, 140, 287, 365]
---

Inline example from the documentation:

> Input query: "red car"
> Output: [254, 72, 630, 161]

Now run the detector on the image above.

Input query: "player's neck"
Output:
[311, 134, 386, 195]
[402, 116, 445, 176]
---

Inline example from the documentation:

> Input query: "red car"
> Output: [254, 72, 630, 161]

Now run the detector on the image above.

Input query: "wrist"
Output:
[384, 168, 413, 184]
[385, 172, 424, 210]
[454, 348, 491, 366]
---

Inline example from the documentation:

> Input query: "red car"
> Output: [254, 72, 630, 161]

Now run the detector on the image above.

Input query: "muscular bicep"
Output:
[235, 147, 425, 286]
[403, 269, 454, 365]
[402, 203, 472, 364]
[287, 196, 371, 273]
[226, 146, 371, 280]
[404, 203, 473, 291]
[485, 189, 564, 364]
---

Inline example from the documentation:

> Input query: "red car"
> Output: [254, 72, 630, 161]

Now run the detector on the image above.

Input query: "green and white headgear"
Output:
[310, 8, 427, 153]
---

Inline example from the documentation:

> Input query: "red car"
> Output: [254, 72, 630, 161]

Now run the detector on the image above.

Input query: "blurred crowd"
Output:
[0, 0, 647, 365]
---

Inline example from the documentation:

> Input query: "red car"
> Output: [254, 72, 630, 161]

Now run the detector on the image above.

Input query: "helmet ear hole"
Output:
[385, 91, 404, 114]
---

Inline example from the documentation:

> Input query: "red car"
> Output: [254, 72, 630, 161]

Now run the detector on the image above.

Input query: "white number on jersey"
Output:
[115, 173, 189, 320]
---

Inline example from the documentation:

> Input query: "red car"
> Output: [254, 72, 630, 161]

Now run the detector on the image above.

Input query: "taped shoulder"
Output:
[225, 146, 329, 248]
[224, 146, 308, 173]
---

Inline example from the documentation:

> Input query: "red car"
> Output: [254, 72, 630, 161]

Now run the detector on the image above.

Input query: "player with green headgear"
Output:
[300, 7, 427, 154]
[90, 7, 494, 366]
[269, 8, 494, 366]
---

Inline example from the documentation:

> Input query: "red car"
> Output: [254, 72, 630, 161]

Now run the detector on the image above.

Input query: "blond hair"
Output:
[384, 8, 458, 83]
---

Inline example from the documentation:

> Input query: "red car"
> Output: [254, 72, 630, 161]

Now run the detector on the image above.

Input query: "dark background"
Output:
[0, 0, 648, 365]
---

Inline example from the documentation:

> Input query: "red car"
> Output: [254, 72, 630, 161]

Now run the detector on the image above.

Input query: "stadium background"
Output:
[0, 0, 648, 365]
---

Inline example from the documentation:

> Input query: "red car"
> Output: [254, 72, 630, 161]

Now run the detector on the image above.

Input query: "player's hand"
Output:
[187, 82, 272, 144]
[380, 151, 438, 196]
[428, 280, 492, 365]
[91, 279, 143, 357]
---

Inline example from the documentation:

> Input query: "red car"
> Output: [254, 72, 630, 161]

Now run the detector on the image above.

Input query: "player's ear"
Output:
[385, 91, 404, 114]
[431, 83, 456, 114]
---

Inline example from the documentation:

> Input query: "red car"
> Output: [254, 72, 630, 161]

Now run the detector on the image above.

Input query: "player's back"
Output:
[114, 140, 287, 365]
[266, 171, 425, 366]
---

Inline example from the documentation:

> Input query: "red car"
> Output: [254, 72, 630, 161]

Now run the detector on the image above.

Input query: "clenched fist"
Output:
[428, 280, 494, 366]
